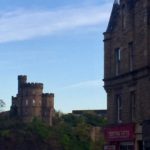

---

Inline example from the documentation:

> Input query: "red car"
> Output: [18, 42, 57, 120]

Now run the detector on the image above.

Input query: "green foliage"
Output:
[82, 111, 107, 126]
[0, 116, 23, 130]
[62, 112, 107, 127]
[0, 99, 5, 112]
[0, 111, 107, 150]
[62, 113, 84, 127]
[0, 129, 11, 138]
[27, 118, 52, 140]
[55, 122, 91, 150]
[54, 111, 107, 150]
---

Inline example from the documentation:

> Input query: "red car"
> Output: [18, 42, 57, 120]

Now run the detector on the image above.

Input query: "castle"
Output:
[11, 75, 54, 126]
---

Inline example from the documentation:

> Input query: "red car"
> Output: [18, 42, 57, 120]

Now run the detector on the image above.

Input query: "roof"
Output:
[106, 2, 120, 32]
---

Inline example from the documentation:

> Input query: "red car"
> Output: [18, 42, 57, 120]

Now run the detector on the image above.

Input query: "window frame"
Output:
[129, 42, 134, 71]
[115, 48, 121, 76]
[116, 95, 122, 123]
[130, 91, 136, 121]
[33, 99, 35, 106]
[122, 4, 126, 30]
[25, 99, 28, 106]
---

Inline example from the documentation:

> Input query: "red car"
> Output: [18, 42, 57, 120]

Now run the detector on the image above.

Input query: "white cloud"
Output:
[61, 79, 104, 90]
[0, 3, 112, 43]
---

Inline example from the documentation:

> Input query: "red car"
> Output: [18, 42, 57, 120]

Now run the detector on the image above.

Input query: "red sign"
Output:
[104, 124, 135, 141]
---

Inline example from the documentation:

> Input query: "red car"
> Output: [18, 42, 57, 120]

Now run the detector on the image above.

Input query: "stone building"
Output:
[11, 75, 54, 126]
[103, 0, 150, 149]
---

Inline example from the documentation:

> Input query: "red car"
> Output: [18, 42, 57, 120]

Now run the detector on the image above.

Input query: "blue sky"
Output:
[0, 0, 113, 113]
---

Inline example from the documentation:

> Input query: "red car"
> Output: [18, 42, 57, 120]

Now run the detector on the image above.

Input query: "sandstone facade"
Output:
[104, 0, 150, 125]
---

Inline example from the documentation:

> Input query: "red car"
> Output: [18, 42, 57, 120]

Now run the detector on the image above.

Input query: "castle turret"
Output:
[42, 93, 54, 126]
[18, 75, 27, 94]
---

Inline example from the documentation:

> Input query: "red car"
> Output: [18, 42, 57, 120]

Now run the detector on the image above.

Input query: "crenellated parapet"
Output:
[18, 75, 27, 81]
[18, 75, 43, 90]
[42, 93, 54, 97]
[42, 93, 54, 107]
[23, 82, 43, 89]
[42, 93, 54, 126]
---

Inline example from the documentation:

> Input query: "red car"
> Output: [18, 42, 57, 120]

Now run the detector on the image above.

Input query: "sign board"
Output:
[104, 124, 135, 141]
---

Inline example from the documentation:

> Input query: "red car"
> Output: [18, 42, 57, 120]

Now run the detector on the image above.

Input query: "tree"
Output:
[0, 99, 5, 112]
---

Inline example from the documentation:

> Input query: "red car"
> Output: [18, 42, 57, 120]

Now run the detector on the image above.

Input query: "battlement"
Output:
[18, 75, 27, 86]
[18, 75, 43, 89]
[24, 82, 43, 89]
[42, 93, 54, 97]
[18, 75, 27, 80]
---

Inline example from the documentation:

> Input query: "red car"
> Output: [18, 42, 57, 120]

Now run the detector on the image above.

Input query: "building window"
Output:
[122, 5, 126, 29]
[129, 42, 134, 71]
[120, 142, 134, 150]
[33, 99, 35, 105]
[130, 91, 136, 121]
[24, 109, 28, 116]
[116, 95, 122, 123]
[115, 48, 121, 75]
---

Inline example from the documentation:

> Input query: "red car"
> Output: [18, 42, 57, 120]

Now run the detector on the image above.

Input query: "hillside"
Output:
[0, 112, 107, 150]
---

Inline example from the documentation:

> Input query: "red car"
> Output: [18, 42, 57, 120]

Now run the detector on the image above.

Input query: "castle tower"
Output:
[42, 93, 54, 126]
[20, 83, 43, 122]
[18, 75, 27, 94]
[103, 0, 150, 149]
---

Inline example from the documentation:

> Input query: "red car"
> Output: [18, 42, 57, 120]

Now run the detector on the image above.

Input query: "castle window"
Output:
[45, 111, 47, 116]
[115, 48, 121, 75]
[32, 91, 35, 95]
[25, 99, 28, 106]
[116, 95, 122, 123]
[130, 91, 136, 121]
[33, 99, 35, 105]
[129, 42, 134, 71]
[24, 109, 28, 116]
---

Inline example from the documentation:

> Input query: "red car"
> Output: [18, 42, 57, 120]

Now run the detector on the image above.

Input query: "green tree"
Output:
[0, 99, 5, 112]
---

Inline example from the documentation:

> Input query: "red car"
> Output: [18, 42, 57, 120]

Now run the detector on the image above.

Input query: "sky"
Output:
[0, 0, 113, 113]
